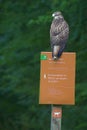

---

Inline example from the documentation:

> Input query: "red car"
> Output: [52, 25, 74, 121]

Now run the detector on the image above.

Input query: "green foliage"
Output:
[0, 0, 87, 129]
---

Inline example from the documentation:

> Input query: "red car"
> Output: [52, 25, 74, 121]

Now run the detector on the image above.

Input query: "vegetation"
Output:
[0, 0, 87, 129]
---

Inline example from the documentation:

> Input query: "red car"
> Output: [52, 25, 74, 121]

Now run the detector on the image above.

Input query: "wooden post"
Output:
[51, 105, 62, 130]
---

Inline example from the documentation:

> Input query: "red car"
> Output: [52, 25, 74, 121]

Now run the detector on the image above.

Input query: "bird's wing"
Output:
[50, 27, 69, 52]
[51, 21, 69, 36]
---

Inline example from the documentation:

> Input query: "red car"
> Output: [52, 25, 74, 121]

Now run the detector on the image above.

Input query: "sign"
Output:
[39, 52, 76, 105]
[52, 107, 62, 118]
[51, 106, 62, 130]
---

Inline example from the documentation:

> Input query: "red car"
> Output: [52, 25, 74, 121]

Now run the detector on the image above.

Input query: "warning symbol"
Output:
[52, 107, 62, 118]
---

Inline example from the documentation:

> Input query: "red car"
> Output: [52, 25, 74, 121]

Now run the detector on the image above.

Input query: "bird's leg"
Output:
[52, 45, 60, 60]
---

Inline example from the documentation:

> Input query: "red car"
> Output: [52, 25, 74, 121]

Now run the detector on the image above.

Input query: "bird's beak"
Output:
[52, 13, 55, 17]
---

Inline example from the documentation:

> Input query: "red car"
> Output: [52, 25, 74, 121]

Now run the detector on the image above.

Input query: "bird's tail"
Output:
[52, 45, 60, 60]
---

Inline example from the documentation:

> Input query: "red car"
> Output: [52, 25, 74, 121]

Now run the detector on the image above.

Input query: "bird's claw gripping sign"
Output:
[39, 52, 76, 105]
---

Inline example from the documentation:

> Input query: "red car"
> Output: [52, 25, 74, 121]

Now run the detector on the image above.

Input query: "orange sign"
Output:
[39, 52, 76, 105]
[52, 107, 62, 118]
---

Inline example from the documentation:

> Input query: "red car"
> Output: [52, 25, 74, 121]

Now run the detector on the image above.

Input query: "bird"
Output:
[50, 11, 69, 60]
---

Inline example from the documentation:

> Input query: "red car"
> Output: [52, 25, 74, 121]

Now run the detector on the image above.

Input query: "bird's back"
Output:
[50, 18, 69, 46]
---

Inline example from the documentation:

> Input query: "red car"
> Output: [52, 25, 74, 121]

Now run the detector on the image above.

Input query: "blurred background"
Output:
[0, 0, 87, 130]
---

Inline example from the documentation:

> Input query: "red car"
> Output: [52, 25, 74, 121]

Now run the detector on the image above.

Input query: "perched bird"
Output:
[50, 11, 69, 60]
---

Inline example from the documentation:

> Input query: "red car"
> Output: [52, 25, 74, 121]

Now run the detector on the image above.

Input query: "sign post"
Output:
[51, 105, 62, 130]
[39, 52, 76, 130]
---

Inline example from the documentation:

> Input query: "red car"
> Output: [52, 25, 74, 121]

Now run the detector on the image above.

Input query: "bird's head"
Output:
[52, 11, 63, 20]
